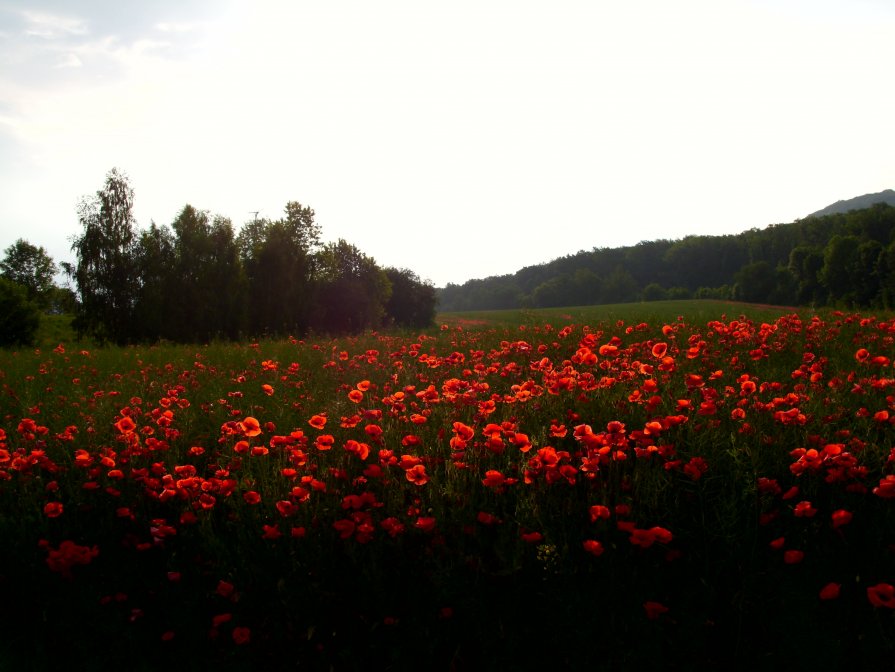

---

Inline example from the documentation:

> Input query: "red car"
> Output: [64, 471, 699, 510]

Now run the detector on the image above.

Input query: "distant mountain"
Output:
[805, 189, 895, 219]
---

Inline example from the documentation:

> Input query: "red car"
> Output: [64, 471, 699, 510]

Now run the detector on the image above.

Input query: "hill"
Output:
[805, 189, 895, 218]
[437, 198, 895, 312]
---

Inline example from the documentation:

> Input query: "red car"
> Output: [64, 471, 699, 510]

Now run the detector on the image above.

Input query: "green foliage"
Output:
[237, 202, 321, 337]
[384, 267, 437, 328]
[70, 168, 140, 344]
[641, 283, 668, 301]
[733, 261, 777, 303]
[311, 239, 392, 334]
[62, 172, 435, 345]
[438, 203, 895, 312]
[0, 239, 57, 309]
[0, 277, 40, 347]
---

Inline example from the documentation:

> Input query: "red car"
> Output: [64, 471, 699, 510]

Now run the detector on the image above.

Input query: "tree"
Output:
[238, 202, 321, 336]
[642, 283, 668, 302]
[312, 240, 391, 334]
[167, 206, 247, 342]
[0, 277, 41, 347]
[133, 222, 177, 342]
[819, 235, 862, 306]
[1, 239, 57, 308]
[70, 168, 140, 343]
[383, 268, 437, 328]
[788, 246, 827, 306]
[733, 261, 777, 304]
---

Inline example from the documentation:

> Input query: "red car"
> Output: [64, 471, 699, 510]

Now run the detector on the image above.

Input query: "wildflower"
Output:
[276, 500, 297, 517]
[414, 517, 437, 533]
[784, 550, 805, 564]
[314, 435, 334, 451]
[405, 464, 429, 486]
[243, 491, 261, 505]
[212, 613, 232, 628]
[482, 470, 507, 489]
[333, 519, 356, 539]
[477, 511, 501, 525]
[873, 475, 895, 499]
[819, 583, 841, 600]
[308, 414, 327, 430]
[114, 416, 137, 434]
[232, 626, 251, 645]
[867, 583, 895, 609]
[261, 524, 282, 540]
[793, 501, 817, 518]
[261, 384, 274, 396]
[240, 417, 262, 437]
[216, 580, 235, 598]
[43, 539, 99, 577]
[588, 505, 611, 522]
[583, 539, 604, 556]
[643, 601, 669, 620]
[43, 501, 64, 518]
[344, 439, 371, 461]
[831, 509, 853, 528]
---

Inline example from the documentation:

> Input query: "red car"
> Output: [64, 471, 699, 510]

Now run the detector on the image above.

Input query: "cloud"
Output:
[20, 9, 87, 38]
[155, 21, 202, 33]
[55, 53, 82, 68]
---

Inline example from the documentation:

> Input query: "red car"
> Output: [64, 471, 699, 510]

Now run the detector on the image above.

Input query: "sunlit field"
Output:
[2, 301, 893, 670]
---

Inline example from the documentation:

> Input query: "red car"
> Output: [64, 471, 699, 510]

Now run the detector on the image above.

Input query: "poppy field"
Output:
[1, 302, 894, 669]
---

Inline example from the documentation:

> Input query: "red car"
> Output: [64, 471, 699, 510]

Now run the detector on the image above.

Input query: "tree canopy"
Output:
[63, 170, 437, 344]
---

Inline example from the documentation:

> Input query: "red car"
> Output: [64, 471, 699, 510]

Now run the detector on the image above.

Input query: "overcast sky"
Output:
[1, 0, 893, 288]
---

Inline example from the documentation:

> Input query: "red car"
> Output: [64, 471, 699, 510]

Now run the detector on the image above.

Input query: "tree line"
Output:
[1, 168, 436, 346]
[437, 202, 895, 312]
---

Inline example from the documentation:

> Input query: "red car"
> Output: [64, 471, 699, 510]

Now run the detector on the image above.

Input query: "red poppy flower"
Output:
[819, 583, 840, 600]
[212, 613, 232, 628]
[314, 434, 335, 451]
[867, 583, 895, 608]
[415, 517, 437, 533]
[873, 475, 895, 499]
[589, 505, 610, 522]
[643, 601, 669, 620]
[405, 464, 429, 486]
[43, 501, 64, 518]
[308, 414, 327, 430]
[831, 509, 852, 528]
[232, 626, 251, 645]
[240, 417, 262, 437]
[583, 539, 604, 556]
[114, 416, 137, 434]
[261, 524, 282, 540]
[784, 550, 804, 564]
[216, 580, 235, 598]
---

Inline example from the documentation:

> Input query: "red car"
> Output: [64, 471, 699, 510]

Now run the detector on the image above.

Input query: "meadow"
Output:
[1, 300, 893, 670]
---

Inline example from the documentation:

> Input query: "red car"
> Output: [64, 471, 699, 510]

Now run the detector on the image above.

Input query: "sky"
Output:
[1, 0, 893, 289]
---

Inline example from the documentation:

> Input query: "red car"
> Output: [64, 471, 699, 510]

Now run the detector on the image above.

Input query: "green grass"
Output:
[437, 299, 814, 329]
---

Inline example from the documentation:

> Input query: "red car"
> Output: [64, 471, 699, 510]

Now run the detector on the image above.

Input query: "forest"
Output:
[437, 201, 895, 313]
[0, 169, 437, 346]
